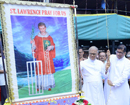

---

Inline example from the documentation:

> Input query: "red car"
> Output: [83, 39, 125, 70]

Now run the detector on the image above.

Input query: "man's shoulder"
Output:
[34, 35, 39, 39]
[80, 59, 88, 64]
[124, 57, 130, 64]
[96, 59, 104, 65]
[48, 35, 53, 39]
[110, 54, 116, 58]
[80, 58, 87, 62]
[96, 59, 103, 63]
[109, 54, 116, 60]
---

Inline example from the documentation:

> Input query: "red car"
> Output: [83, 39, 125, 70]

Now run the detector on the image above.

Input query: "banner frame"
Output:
[0, 1, 79, 103]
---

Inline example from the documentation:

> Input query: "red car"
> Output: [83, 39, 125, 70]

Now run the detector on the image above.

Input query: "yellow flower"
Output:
[80, 96, 85, 99]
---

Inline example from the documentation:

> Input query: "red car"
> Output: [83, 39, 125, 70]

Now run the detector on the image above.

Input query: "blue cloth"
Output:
[74, 14, 130, 40]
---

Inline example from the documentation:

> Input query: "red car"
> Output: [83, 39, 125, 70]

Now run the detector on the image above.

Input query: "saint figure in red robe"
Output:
[31, 22, 55, 91]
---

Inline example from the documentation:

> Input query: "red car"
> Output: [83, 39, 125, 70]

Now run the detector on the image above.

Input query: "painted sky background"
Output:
[11, 16, 69, 56]
[10, 16, 71, 91]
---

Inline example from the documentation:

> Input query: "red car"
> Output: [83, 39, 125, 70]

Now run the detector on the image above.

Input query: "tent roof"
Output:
[76, 13, 130, 40]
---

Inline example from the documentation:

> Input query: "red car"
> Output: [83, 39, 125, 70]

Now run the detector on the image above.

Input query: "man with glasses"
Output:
[104, 44, 130, 105]
[80, 46, 106, 105]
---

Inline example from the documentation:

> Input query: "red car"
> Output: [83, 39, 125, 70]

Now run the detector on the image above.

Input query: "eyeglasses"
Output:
[126, 55, 130, 58]
[89, 53, 96, 56]
[115, 50, 124, 55]
[79, 52, 83, 54]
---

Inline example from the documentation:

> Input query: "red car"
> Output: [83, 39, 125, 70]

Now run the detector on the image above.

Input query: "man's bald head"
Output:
[89, 46, 98, 60]
[89, 46, 98, 52]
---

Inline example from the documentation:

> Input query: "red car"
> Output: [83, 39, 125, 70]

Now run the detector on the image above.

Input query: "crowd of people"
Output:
[79, 44, 130, 105]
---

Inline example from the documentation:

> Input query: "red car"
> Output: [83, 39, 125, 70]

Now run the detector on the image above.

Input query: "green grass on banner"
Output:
[18, 69, 72, 98]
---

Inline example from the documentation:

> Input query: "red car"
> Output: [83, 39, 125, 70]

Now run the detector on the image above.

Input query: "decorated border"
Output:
[69, 8, 79, 91]
[0, 1, 79, 102]
[0, 3, 14, 101]
[12, 94, 79, 105]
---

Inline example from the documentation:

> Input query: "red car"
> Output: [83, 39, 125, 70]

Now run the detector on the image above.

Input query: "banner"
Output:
[0, 1, 78, 102]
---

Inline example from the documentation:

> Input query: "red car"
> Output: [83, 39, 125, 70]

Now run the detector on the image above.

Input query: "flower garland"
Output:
[72, 96, 91, 105]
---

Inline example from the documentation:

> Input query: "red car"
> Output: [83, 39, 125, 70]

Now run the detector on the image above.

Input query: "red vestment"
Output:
[34, 35, 55, 75]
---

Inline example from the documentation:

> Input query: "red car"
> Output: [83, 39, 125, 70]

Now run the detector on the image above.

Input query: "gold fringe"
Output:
[70, 8, 79, 91]
[0, 3, 14, 102]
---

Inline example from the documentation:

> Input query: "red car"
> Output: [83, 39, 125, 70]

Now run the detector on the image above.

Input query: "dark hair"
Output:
[38, 22, 46, 28]
[117, 44, 127, 52]
[78, 46, 83, 51]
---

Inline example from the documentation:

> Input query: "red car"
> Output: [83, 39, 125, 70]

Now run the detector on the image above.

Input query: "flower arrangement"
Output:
[72, 96, 91, 105]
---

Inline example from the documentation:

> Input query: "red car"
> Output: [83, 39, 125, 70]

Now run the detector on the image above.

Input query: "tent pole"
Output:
[125, 2, 127, 16]
[85, 0, 87, 14]
[104, 0, 109, 49]
[96, 0, 98, 13]
[73, 0, 81, 91]
[112, 40, 115, 54]
[115, 0, 118, 13]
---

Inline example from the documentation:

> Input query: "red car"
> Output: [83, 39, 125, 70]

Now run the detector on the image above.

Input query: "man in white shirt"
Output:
[0, 55, 7, 105]
[104, 44, 130, 105]
[80, 46, 106, 105]
[99, 51, 107, 84]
